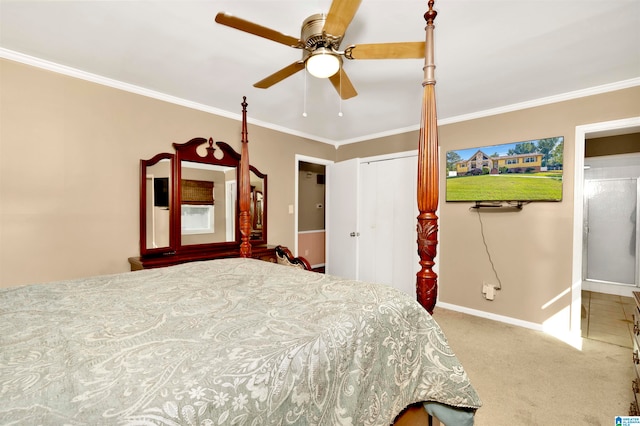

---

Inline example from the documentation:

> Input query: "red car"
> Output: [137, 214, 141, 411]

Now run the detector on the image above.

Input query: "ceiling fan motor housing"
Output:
[301, 13, 342, 61]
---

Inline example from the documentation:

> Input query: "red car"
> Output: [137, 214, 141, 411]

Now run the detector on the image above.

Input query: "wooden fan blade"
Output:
[254, 62, 306, 89]
[323, 0, 362, 37]
[215, 12, 301, 47]
[348, 42, 425, 59]
[328, 68, 357, 99]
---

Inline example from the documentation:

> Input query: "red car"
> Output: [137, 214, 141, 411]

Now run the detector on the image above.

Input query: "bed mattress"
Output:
[0, 258, 480, 425]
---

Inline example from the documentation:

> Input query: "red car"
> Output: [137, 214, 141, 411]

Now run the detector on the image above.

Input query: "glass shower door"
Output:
[584, 177, 639, 286]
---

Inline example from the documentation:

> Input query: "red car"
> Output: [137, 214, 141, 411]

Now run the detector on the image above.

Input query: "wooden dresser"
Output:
[128, 245, 277, 271]
[632, 291, 640, 415]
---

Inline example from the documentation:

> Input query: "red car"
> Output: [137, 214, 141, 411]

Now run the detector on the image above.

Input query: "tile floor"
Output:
[582, 290, 636, 348]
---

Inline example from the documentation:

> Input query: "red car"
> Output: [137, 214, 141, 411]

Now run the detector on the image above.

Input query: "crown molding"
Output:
[3, 48, 638, 148]
[437, 77, 640, 127]
[0, 48, 333, 144]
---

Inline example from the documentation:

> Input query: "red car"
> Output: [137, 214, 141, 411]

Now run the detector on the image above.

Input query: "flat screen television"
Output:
[445, 136, 564, 202]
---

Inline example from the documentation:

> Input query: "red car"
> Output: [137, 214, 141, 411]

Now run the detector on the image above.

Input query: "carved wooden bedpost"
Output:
[416, 1, 439, 314]
[239, 96, 252, 258]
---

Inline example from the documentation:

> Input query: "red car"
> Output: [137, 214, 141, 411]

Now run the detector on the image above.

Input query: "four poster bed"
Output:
[0, 2, 481, 425]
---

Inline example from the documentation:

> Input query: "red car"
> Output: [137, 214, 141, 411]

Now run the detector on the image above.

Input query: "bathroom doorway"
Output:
[572, 117, 640, 335]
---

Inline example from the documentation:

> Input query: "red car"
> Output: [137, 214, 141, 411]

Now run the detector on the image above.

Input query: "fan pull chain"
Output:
[338, 70, 343, 117]
[302, 70, 308, 118]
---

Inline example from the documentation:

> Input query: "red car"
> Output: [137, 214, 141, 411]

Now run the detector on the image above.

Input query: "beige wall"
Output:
[336, 131, 419, 162]
[3, 57, 640, 328]
[337, 86, 640, 325]
[0, 59, 334, 287]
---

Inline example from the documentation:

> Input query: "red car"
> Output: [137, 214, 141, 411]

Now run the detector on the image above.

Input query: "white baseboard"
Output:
[582, 281, 637, 297]
[436, 301, 544, 332]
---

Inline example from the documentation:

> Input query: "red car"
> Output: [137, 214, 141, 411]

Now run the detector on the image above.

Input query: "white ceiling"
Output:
[1, 1, 639, 146]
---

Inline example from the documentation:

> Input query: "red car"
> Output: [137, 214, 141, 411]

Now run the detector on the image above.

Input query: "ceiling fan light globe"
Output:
[306, 51, 340, 79]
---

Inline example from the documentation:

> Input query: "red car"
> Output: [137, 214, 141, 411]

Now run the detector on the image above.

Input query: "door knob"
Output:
[349, 232, 360, 237]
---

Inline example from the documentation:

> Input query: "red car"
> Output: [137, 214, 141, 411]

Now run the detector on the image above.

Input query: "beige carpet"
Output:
[432, 308, 635, 425]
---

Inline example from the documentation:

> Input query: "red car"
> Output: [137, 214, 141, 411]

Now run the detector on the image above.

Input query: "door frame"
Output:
[294, 155, 333, 258]
[571, 116, 640, 335]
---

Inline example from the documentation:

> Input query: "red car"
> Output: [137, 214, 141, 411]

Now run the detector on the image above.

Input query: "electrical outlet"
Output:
[485, 285, 495, 300]
[482, 282, 496, 301]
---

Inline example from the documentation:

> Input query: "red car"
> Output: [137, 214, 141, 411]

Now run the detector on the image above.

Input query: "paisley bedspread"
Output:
[0, 258, 481, 425]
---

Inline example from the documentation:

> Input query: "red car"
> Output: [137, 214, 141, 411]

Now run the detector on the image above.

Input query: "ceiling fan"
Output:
[215, 0, 425, 100]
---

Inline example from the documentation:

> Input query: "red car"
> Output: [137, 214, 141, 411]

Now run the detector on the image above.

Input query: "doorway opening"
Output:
[295, 155, 332, 272]
[571, 117, 640, 336]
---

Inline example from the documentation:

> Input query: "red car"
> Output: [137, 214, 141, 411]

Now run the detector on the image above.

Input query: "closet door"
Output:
[358, 156, 419, 296]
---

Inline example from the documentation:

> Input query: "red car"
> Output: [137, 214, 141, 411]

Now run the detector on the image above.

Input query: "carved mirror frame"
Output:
[139, 153, 176, 257]
[139, 137, 267, 259]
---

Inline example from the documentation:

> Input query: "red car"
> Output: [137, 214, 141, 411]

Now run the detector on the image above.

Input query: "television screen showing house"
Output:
[445, 136, 564, 202]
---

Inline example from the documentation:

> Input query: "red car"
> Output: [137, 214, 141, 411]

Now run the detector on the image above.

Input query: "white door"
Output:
[358, 156, 419, 296]
[326, 158, 359, 279]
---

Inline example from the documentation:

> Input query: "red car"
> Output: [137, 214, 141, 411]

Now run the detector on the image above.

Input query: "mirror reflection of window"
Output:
[181, 205, 214, 234]
[181, 161, 234, 245]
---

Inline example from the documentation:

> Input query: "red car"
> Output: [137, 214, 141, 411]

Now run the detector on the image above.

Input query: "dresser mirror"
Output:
[179, 161, 237, 246]
[139, 153, 175, 257]
[139, 137, 267, 259]
[174, 137, 268, 251]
